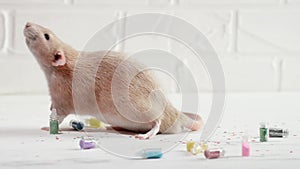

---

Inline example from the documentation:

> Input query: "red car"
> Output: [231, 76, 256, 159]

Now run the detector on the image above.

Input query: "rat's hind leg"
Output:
[134, 120, 161, 140]
[56, 114, 67, 125]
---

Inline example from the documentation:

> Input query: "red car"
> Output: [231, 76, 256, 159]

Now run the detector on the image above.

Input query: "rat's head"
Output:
[24, 22, 66, 67]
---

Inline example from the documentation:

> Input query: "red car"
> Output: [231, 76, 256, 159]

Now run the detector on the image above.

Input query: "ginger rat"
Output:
[24, 22, 203, 139]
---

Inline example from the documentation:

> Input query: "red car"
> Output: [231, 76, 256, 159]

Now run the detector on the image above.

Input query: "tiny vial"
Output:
[259, 122, 268, 142]
[242, 136, 250, 157]
[142, 148, 163, 159]
[49, 109, 59, 134]
[204, 149, 225, 159]
[186, 141, 196, 152]
[190, 142, 208, 155]
[70, 120, 84, 131]
[85, 118, 104, 129]
[79, 138, 96, 149]
[269, 128, 289, 138]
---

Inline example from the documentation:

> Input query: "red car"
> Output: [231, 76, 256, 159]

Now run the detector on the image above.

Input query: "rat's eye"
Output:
[44, 33, 50, 40]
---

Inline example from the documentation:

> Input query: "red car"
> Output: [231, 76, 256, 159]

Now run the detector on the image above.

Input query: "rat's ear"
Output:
[52, 50, 66, 66]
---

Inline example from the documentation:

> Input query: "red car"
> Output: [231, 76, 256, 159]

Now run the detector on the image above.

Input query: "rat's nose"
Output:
[25, 22, 32, 29]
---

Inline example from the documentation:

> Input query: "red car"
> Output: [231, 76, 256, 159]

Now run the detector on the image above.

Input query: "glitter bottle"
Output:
[85, 118, 105, 129]
[70, 120, 84, 131]
[204, 149, 225, 159]
[49, 109, 59, 134]
[269, 128, 289, 138]
[190, 142, 208, 155]
[142, 148, 163, 159]
[79, 138, 96, 149]
[259, 122, 268, 142]
[242, 135, 250, 157]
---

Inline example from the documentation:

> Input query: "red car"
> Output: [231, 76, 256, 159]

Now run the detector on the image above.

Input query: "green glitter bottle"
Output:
[50, 109, 59, 134]
[259, 122, 268, 142]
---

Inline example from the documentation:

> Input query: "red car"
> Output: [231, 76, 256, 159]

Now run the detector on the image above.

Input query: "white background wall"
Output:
[0, 0, 300, 94]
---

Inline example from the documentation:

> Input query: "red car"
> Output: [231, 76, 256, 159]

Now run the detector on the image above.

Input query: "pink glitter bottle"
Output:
[242, 136, 250, 157]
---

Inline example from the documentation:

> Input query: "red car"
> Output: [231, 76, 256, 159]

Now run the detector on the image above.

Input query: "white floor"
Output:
[1, 93, 300, 169]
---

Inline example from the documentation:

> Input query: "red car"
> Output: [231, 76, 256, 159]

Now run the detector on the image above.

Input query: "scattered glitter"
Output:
[179, 141, 186, 144]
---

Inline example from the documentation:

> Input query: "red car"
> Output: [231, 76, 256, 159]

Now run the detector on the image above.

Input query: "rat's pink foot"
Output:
[183, 112, 203, 131]
[41, 127, 49, 131]
[134, 120, 161, 140]
[135, 134, 150, 139]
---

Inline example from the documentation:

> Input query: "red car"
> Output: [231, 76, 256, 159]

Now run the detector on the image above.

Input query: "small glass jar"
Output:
[204, 149, 225, 159]
[259, 122, 268, 142]
[269, 128, 289, 138]
[70, 120, 84, 131]
[187, 141, 208, 155]
[49, 109, 59, 134]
